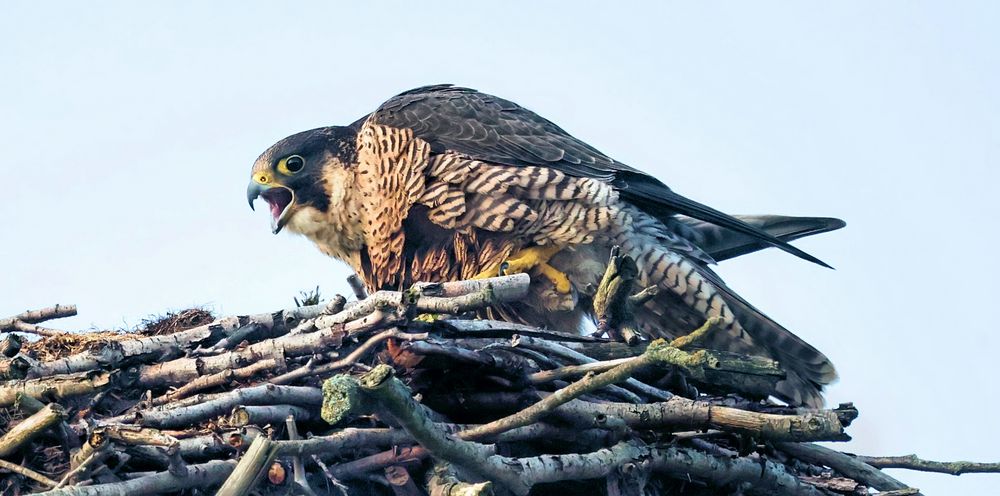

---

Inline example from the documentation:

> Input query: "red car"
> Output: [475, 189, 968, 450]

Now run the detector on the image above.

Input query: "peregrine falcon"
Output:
[247, 85, 843, 407]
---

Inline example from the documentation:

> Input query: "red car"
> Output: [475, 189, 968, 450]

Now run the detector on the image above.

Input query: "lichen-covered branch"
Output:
[550, 396, 850, 442]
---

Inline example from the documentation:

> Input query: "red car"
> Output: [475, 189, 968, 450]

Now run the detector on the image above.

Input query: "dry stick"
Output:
[529, 357, 633, 384]
[284, 416, 318, 496]
[136, 279, 514, 390]
[229, 405, 315, 427]
[54, 449, 105, 489]
[0, 304, 78, 336]
[436, 318, 602, 342]
[130, 384, 322, 429]
[270, 329, 428, 385]
[877, 490, 921, 496]
[777, 442, 921, 495]
[36, 459, 236, 496]
[0, 403, 65, 457]
[510, 335, 672, 401]
[1, 304, 77, 327]
[351, 367, 826, 496]
[548, 396, 849, 442]
[856, 454, 1000, 476]
[0, 457, 58, 487]
[149, 358, 278, 406]
[216, 436, 280, 496]
[459, 322, 721, 441]
[427, 461, 493, 496]
[29, 303, 331, 378]
[11, 321, 65, 337]
[91, 423, 185, 476]
[640, 445, 828, 496]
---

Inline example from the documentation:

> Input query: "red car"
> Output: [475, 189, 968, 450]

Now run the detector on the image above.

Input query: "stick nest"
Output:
[0, 270, 984, 496]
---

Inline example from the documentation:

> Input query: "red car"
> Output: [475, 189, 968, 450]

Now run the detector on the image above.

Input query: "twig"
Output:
[55, 448, 105, 489]
[460, 327, 720, 441]
[508, 335, 672, 401]
[857, 454, 1000, 476]
[149, 358, 279, 406]
[29, 304, 330, 378]
[0, 457, 58, 488]
[313, 274, 530, 329]
[528, 357, 632, 384]
[285, 416, 318, 496]
[270, 328, 428, 385]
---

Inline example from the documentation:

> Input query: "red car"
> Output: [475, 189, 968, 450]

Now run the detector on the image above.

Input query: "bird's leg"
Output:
[474, 244, 572, 293]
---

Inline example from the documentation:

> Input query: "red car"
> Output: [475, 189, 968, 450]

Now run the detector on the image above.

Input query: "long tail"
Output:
[677, 215, 845, 262]
[624, 239, 837, 407]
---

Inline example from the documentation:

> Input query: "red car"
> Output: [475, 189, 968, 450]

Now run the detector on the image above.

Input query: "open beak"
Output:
[247, 181, 294, 234]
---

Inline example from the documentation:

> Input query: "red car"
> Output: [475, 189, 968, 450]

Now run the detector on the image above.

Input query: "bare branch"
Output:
[857, 454, 1000, 476]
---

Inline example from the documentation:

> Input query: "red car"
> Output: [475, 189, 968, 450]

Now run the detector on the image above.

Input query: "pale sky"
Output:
[2, 2, 998, 494]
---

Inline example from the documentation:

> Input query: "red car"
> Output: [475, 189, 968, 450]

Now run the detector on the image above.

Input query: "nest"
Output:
[0, 265, 990, 495]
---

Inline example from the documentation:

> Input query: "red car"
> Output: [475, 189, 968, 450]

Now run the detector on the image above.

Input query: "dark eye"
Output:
[285, 155, 305, 173]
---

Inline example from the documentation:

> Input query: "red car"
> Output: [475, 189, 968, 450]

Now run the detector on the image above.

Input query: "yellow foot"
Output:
[474, 245, 572, 293]
[536, 263, 572, 293]
[413, 313, 444, 323]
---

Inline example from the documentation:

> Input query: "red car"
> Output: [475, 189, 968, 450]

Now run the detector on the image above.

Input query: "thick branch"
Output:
[132, 384, 322, 428]
[777, 442, 920, 494]
[216, 436, 280, 496]
[36, 459, 236, 496]
[549, 396, 849, 442]
[0, 403, 65, 456]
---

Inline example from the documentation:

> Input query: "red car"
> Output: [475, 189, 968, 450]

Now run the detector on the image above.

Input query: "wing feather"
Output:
[365, 85, 835, 268]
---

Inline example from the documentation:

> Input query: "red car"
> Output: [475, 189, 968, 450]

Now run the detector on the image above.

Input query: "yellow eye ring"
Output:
[278, 155, 305, 175]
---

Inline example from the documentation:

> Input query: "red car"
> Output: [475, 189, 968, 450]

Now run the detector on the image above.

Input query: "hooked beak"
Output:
[247, 181, 294, 234]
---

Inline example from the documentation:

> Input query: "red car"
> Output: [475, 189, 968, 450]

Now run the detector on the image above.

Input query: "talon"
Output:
[538, 263, 572, 293]
[473, 245, 572, 294]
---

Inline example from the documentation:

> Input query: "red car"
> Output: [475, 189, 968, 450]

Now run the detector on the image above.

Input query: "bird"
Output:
[247, 84, 843, 407]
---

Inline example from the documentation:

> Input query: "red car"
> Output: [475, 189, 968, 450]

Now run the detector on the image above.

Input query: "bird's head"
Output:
[247, 126, 357, 234]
